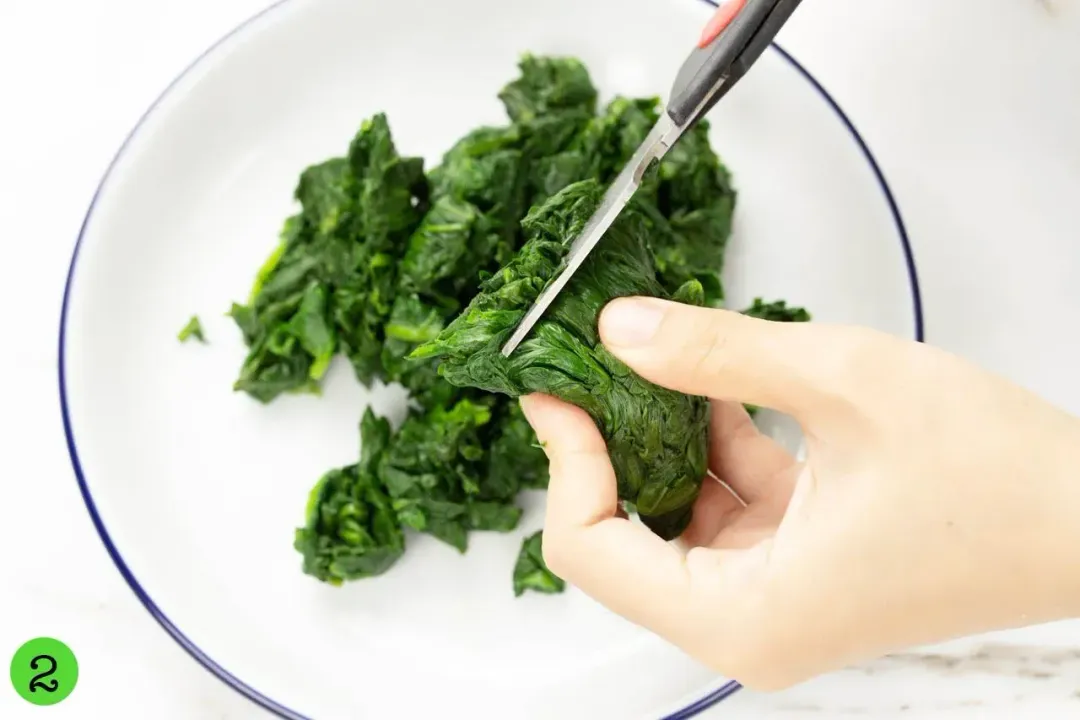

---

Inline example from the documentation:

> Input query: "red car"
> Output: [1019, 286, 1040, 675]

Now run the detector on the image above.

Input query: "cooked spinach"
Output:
[178, 315, 206, 344]
[376, 396, 521, 552]
[653, 121, 737, 305]
[513, 531, 566, 596]
[413, 180, 711, 540]
[229, 115, 428, 403]
[487, 401, 549, 493]
[293, 409, 406, 585]
[208, 54, 810, 594]
[741, 297, 812, 323]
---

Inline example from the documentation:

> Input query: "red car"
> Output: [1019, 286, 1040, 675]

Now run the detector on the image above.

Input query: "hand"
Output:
[519, 296, 1080, 690]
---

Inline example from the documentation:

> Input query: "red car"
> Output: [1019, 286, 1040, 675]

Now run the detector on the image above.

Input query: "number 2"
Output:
[28, 654, 59, 693]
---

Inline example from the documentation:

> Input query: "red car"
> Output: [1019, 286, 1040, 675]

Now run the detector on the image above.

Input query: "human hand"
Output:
[519, 297, 1080, 690]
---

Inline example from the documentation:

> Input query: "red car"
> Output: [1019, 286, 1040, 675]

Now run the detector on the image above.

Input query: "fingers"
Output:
[710, 401, 798, 504]
[519, 394, 617, 529]
[519, 393, 695, 637]
[598, 297, 860, 419]
[519, 393, 791, 684]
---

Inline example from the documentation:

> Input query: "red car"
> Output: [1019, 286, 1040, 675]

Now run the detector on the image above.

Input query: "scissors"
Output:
[500, 0, 804, 357]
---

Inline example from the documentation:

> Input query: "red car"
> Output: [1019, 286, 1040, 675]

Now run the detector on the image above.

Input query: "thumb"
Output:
[598, 296, 861, 418]
[519, 393, 697, 639]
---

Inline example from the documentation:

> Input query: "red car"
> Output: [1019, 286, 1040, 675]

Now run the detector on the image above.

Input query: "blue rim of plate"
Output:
[57, 0, 924, 717]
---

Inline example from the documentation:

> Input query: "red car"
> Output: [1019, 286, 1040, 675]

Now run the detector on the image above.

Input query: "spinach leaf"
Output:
[650, 121, 737, 306]
[397, 197, 493, 311]
[229, 217, 326, 402]
[485, 401, 549, 494]
[427, 125, 527, 268]
[529, 96, 662, 205]
[333, 115, 428, 385]
[467, 501, 524, 533]
[230, 115, 427, 402]
[513, 531, 565, 596]
[376, 397, 518, 552]
[498, 54, 598, 125]
[178, 315, 206, 344]
[380, 294, 462, 410]
[294, 409, 405, 585]
[741, 297, 812, 323]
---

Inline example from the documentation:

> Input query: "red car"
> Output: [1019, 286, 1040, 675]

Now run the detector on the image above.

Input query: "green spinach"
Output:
[208, 53, 813, 594]
[294, 409, 406, 584]
[376, 396, 522, 552]
[414, 180, 711, 540]
[513, 531, 565, 596]
[230, 115, 427, 403]
[178, 315, 206, 344]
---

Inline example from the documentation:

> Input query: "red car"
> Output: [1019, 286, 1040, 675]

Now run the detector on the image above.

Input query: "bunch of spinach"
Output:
[224, 54, 809, 595]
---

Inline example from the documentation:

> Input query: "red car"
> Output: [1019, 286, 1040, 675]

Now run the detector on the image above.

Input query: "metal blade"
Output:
[500, 112, 682, 357]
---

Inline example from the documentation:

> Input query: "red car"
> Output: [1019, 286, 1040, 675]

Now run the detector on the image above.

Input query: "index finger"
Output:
[519, 394, 695, 638]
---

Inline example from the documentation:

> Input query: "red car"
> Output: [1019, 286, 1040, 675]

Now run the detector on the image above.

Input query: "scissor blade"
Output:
[500, 113, 680, 357]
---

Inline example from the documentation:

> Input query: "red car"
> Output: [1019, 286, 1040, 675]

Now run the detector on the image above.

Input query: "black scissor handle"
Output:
[667, 0, 804, 128]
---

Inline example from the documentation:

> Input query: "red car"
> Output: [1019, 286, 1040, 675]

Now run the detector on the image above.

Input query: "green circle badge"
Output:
[9, 638, 78, 706]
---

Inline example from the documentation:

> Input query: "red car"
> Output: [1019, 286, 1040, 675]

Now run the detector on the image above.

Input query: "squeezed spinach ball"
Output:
[414, 180, 710, 540]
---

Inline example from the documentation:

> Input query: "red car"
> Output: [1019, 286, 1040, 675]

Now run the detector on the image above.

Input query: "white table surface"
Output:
[2, 0, 1079, 717]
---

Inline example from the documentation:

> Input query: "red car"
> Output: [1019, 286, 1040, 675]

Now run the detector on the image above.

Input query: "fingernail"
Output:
[600, 298, 664, 346]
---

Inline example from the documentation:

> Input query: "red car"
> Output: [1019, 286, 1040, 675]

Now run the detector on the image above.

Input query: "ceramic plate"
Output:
[60, 0, 922, 717]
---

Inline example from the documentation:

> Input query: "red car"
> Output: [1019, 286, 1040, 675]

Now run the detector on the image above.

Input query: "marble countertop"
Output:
[2, 0, 1078, 717]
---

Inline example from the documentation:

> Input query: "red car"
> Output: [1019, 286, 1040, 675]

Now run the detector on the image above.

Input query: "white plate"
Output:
[59, 0, 922, 717]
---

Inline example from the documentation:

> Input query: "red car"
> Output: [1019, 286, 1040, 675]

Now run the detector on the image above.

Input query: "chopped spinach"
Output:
[203, 53, 812, 594]
[513, 531, 565, 596]
[294, 409, 405, 585]
[377, 397, 508, 552]
[178, 315, 206, 344]
[653, 121, 737, 305]
[229, 115, 427, 403]
[487, 401, 550, 493]
[741, 297, 812, 323]
[498, 54, 598, 125]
